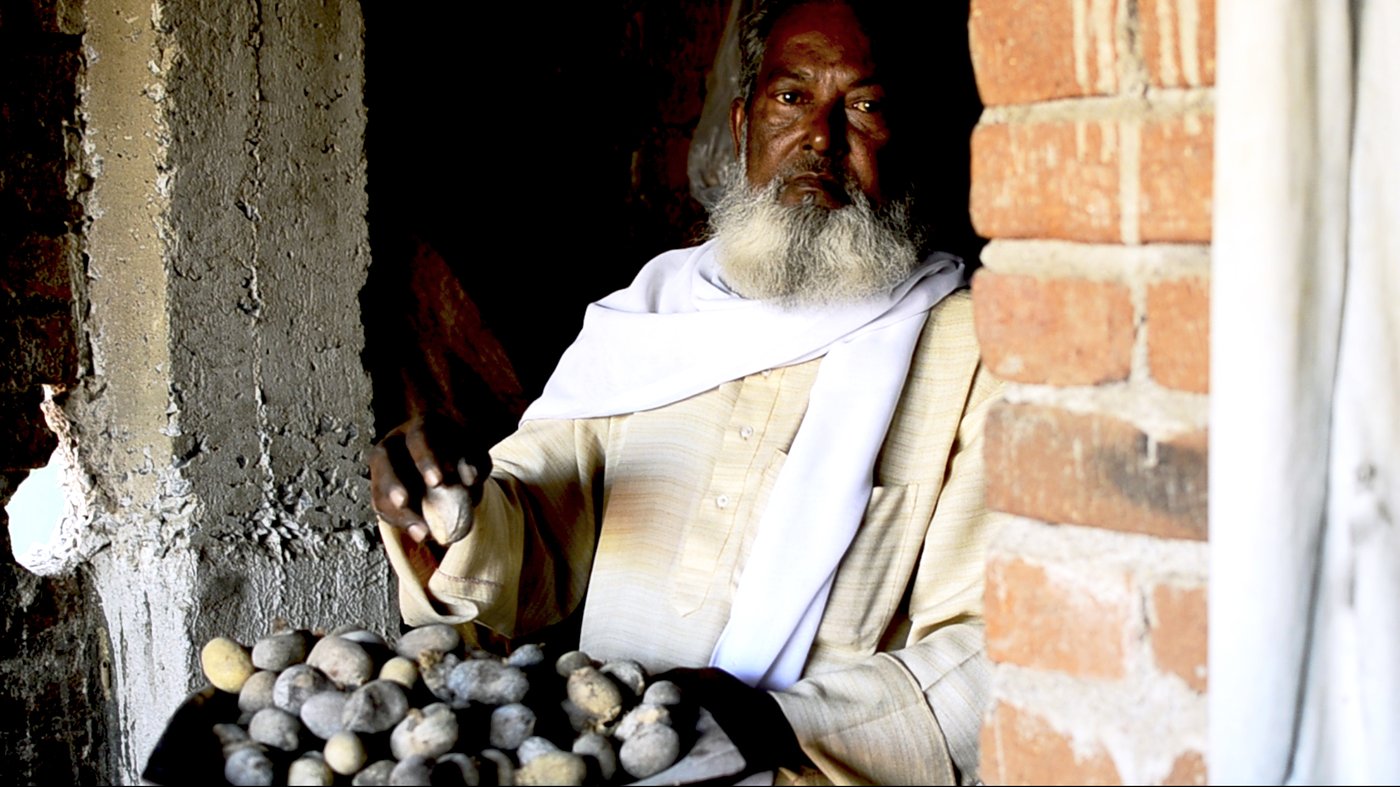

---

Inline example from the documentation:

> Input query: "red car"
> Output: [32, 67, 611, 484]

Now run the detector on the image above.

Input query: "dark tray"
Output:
[142, 683, 751, 786]
[142, 684, 243, 786]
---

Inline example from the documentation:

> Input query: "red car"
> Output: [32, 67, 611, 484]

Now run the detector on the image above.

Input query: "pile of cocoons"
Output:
[181, 623, 701, 786]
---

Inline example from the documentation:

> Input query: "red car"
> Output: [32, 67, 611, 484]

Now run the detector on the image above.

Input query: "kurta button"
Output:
[716, 494, 730, 509]
[739, 425, 754, 440]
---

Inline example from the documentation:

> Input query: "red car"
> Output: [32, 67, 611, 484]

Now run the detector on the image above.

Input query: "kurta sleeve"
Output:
[379, 415, 611, 642]
[771, 357, 1004, 786]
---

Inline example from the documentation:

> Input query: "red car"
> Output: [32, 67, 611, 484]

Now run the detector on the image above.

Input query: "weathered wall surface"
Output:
[69, 0, 393, 780]
[2, 0, 392, 783]
[968, 0, 1213, 783]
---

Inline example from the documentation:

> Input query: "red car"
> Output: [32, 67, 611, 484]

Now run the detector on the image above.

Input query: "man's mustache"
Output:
[784, 150, 830, 170]
[778, 153, 838, 180]
[775, 154, 857, 205]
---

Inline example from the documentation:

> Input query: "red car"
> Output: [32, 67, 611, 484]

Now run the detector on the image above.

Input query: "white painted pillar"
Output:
[1211, 1, 1400, 783]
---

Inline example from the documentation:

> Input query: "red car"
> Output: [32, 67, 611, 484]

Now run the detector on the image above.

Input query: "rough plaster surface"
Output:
[0, 559, 118, 785]
[38, 1, 393, 782]
[158, 0, 376, 547]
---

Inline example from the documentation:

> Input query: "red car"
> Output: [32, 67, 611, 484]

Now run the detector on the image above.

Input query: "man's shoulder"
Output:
[626, 240, 718, 288]
[912, 286, 1004, 418]
[919, 286, 976, 341]
[646, 239, 717, 266]
[908, 285, 988, 394]
[937, 285, 973, 309]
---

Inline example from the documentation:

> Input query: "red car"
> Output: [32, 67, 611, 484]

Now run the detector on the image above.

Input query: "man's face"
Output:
[730, 2, 894, 210]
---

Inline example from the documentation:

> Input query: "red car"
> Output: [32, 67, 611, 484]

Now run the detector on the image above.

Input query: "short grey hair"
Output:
[735, 0, 791, 107]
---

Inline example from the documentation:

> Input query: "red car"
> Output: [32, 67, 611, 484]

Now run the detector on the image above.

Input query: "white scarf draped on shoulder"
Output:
[522, 238, 965, 690]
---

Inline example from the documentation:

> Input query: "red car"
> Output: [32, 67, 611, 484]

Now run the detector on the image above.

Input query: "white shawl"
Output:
[522, 239, 964, 689]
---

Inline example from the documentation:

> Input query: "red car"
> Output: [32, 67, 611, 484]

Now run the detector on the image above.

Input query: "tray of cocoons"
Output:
[141, 622, 750, 786]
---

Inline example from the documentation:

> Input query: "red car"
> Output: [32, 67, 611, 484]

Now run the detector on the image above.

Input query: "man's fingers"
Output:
[368, 415, 482, 545]
[373, 489, 430, 543]
[389, 486, 408, 509]
[457, 458, 478, 488]
[368, 442, 399, 511]
[369, 439, 429, 541]
[405, 422, 444, 488]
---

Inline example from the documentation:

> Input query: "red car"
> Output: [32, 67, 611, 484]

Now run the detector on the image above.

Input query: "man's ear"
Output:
[729, 97, 746, 162]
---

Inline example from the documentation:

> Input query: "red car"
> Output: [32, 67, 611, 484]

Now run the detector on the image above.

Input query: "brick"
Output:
[985, 554, 1132, 678]
[973, 271, 1134, 385]
[985, 403, 1209, 540]
[1, 48, 84, 226]
[969, 0, 1118, 105]
[1140, 114, 1214, 242]
[1147, 276, 1210, 393]
[981, 701, 1123, 786]
[971, 121, 1121, 243]
[0, 1, 84, 35]
[1164, 749, 1208, 785]
[0, 389, 57, 471]
[0, 49, 83, 137]
[2, 233, 75, 305]
[0, 312, 78, 389]
[972, 115, 1214, 244]
[1150, 582, 1208, 693]
[44, 0, 88, 36]
[1140, 0, 1216, 88]
[0, 154, 78, 228]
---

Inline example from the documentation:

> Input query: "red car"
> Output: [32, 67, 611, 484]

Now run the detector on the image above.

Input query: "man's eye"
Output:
[851, 99, 882, 114]
[776, 91, 801, 104]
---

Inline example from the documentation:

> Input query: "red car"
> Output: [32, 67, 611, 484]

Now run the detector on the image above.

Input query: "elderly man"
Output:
[371, 1, 1001, 783]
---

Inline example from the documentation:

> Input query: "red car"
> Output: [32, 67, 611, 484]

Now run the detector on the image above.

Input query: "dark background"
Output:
[359, 2, 729, 441]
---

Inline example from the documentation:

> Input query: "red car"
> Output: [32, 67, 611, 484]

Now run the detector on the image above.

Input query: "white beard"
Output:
[707, 162, 923, 308]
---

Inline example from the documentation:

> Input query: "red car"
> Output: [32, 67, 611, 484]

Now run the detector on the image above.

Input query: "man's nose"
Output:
[802, 101, 846, 155]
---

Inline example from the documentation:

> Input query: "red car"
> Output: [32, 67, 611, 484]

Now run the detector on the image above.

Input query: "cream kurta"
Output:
[382, 289, 1004, 785]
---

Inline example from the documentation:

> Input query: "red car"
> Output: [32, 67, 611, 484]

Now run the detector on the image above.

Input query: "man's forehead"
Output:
[760, 4, 882, 84]
[762, 63, 885, 89]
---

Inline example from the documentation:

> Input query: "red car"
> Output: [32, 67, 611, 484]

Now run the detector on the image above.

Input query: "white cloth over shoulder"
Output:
[523, 239, 964, 690]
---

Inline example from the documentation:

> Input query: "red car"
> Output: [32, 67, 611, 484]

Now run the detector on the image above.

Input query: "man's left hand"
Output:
[652, 667, 811, 777]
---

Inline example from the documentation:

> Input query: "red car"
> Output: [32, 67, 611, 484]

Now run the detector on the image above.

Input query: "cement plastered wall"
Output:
[25, 0, 395, 782]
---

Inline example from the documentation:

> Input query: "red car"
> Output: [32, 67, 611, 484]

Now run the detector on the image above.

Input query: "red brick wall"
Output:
[968, 0, 1212, 783]
[0, 6, 114, 785]
[0, 2, 85, 493]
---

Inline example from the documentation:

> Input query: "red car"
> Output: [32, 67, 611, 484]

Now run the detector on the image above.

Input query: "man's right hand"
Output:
[368, 415, 491, 545]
